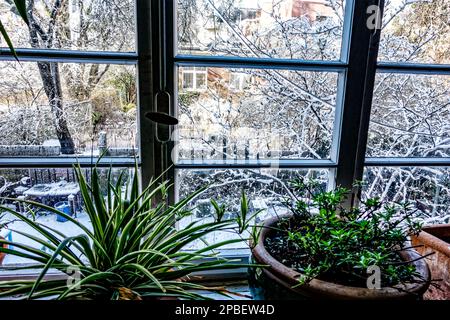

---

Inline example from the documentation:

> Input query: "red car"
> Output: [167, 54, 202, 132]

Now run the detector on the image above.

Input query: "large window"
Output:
[173, 0, 349, 251]
[363, 0, 450, 223]
[171, 0, 450, 245]
[1, 0, 449, 267]
[0, 0, 138, 268]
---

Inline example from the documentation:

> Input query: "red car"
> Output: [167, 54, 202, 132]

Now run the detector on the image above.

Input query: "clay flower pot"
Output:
[250, 215, 431, 300]
[411, 224, 450, 300]
[0, 236, 7, 266]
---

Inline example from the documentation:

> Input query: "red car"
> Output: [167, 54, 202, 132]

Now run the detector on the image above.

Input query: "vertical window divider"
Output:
[335, 0, 385, 207]
[136, 0, 155, 188]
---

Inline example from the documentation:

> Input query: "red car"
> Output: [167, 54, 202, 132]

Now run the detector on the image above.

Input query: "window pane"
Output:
[362, 167, 450, 225]
[177, 0, 346, 60]
[230, 73, 243, 91]
[366, 73, 450, 158]
[0, 167, 131, 266]
[0, 0, 135, 52]
[379, 0, 450, 64]
[182, 72, 195, 89]
[177, 168, 330, 251]
[0, 61, 137, 157]
[177, 67, 339, 161]
[196, 73, 207, 89]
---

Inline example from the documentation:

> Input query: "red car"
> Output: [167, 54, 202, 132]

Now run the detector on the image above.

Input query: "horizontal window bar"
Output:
[174, 55, 347, 72]
[377, 62, 450, 75]
[175, 159, 337, 169]
[189, 250, 250, 281]
[365, 157, 450, 167]
[0, 157, 140, 168]
[0, 48, 138, 65]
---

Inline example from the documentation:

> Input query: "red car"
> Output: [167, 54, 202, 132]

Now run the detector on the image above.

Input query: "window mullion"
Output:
[335, 0, 385, 205]
[136, 0, 156, 188]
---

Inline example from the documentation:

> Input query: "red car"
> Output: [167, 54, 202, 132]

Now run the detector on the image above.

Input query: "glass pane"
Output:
[0, 167, 132, 267]
[177, 67, 339, 161]
[0, 61, 137, 157]
[366, 73, 450, 158]
[196, 73, 207, 89]
[177, 0, 346, 60]
[182, 72, 195, 89]
[230, 73, 243, 91]
[177, 168, 330, 251]
[362, 167, 450, 225]
[379, 0, 450, 64]
[0, 0, 135, 52]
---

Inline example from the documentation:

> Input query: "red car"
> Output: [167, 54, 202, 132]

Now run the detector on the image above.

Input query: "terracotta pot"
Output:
[411, 224, 450, 300]
[250, 215, 430, 300]
[0, 236, 7, 266]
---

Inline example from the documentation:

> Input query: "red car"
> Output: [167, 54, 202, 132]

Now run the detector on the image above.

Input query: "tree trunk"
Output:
[26, 0, 75, 154]
[36, 61, 75, 154]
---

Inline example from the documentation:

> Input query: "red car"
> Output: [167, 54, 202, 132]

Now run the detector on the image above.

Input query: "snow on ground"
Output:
[1, 211, 92, 265]
[0, 197, 292, 267]
[177, 204, 289, 251]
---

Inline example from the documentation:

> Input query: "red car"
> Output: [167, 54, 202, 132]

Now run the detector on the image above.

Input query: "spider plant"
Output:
[0, 164, 253, 300]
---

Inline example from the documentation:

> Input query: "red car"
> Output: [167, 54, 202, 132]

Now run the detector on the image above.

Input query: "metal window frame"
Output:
[165, 0, 419, 208]
[333, 0, 450, 198]
[168, 0, 450, 207]
[363, 12, 450, 171]
[166, 0, 384, 195]
[167, 1, 357, 191]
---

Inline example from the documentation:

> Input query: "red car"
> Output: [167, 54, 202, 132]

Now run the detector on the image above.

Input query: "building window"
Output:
[229, 72, 248, 92]
[180, 67, 208, 91]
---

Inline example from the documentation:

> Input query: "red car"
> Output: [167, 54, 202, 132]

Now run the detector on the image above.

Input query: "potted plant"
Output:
[0, 164, 254, 300]
[249, 178, 431, 300]
[411, 224, 450, 299]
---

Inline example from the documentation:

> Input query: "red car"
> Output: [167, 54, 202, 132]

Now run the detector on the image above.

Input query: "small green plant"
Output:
[236, 191, 263, 235]
[265, 178, 426, 288]
[0, 164, 254, 300]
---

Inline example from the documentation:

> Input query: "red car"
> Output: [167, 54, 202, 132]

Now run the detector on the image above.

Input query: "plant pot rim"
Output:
[0, 236, 7, 266]
[252, 214, 431, 299]
[412, 223, 450, 258]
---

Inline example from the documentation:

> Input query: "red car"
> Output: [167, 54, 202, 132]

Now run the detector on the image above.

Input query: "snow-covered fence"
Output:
[0, 139, 61, 157]
[0, 144, 60, 156]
